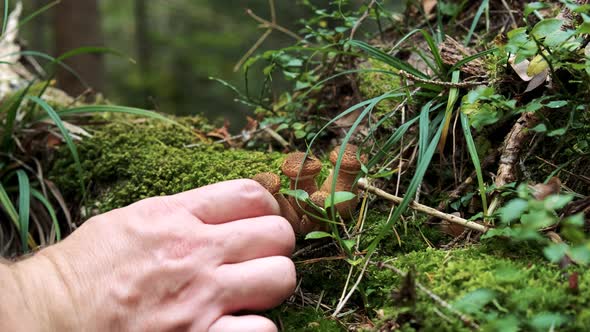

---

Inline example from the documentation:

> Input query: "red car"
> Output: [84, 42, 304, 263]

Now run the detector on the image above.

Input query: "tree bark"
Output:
[54, 0, 104, 97]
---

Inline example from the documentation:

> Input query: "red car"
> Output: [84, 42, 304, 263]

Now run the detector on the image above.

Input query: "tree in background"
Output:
[54, 0, 104, 97]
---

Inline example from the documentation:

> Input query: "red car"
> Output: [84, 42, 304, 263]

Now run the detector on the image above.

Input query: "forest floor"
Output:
[2, 0, 590, 331]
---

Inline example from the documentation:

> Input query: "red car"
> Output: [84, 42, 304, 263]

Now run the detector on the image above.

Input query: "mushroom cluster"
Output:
[252, 144, 367, 236]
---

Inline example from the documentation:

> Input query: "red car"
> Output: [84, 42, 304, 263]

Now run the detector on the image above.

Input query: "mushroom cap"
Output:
[329, 144, 368, 172]
[309, 191, 329, 208]
[281, 152, 323, 178]
[251, 172, 281, 194]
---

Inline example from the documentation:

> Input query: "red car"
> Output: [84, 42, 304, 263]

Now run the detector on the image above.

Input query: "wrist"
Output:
[8, 250, 80, 331]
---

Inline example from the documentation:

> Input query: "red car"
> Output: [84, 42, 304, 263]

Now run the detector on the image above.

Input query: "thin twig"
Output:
[349, 0, 377, 40]
[233, 29, 272, 72]
[245, 9, 303, 41]
[358, 179, 489, 233]
[500, 0, 517, 29]
[332, 252, 373, 317]
[399, 70, 487, 88]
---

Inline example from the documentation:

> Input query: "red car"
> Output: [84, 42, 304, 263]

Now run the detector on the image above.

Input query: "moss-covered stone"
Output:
[51, 118, 285, 212]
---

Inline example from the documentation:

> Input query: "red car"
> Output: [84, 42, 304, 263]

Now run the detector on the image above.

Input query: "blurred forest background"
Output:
[20, 0, 320, 130]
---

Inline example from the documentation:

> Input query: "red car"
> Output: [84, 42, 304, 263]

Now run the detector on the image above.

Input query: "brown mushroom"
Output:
[320, 144, 367, 220]
[252, 172, 302, 234]
[281, 152, 323, 214]
[299, 191, 330, 234]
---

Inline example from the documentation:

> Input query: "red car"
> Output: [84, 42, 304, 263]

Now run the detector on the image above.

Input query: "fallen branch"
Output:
[358, 179, 489, 233]
[495, 112, 540, 189]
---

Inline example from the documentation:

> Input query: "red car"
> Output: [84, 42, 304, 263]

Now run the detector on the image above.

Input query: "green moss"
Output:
[358, 59, 403, 129]
[367, 245, 590, 331]
[51, 118, 285, 212]
[267, 306, 344, 332]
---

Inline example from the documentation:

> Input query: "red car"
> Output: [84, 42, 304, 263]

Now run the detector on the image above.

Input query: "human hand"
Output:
[9, 179, 296, 332]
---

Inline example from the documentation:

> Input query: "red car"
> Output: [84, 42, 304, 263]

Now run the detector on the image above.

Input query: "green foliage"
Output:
[460, 86, 516, 130]
[484, 184, 590, 267]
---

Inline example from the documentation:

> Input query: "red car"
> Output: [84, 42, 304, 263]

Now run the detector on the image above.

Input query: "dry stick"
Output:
[489, 112, 539, 215]
[374, 261, 480, 330]
[349, 0, 377, 40]
[398, 70, 487, 88]
[358, 179, 489, 233]
[332, 252, 373, 317]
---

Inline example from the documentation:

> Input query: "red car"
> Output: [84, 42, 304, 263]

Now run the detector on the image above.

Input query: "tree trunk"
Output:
[54, 0, 104, 97]
[134, 0, 152, 105]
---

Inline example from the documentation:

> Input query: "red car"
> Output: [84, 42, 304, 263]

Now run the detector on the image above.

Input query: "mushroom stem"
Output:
[252, 172, 302, 234]
[301, 191, 330, 234]
[320, 144, 367, 220]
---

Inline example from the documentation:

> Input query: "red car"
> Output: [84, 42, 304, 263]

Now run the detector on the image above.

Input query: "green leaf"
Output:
[524, 2, 549, 16]
[548, 128, 567, 137]
[342, 239, 356, 252]
[499, 198, 528, 224]
[530, 312, 568, 330]
[305, 231, 334, 240]
[281, 189, 309, 202]
[453, 289, 496, 314]
[545, 100, 567, 108]
[543, 194, 574, 210]
[16, 170, 31, 252]
[481, 227, 516, 239]
[325, 191, 356, 209]
[531, 19, 564, 39]
[570, 245, 590, 265]
[543, 243, 568, 263]
[532, 123, 547, 133]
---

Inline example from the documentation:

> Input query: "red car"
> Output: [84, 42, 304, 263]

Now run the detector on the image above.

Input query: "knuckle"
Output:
[239, 179, 269, 202]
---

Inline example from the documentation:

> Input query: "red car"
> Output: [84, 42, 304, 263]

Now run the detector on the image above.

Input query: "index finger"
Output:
[169, 179, 280, 224]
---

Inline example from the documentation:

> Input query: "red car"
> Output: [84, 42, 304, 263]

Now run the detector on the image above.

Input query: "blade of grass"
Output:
[449, 47, 497, 73]
[366, 111, 448, 255]
[27, 96, 85, 195]
[461, 112, 488, 216]
[44, 105, 176, 125]
[0, 181, 19, 225]
[1, 0, 8, 36]
[418, 101, 433, 163]
[15, 0, 61, 33]
[464, 0, 489, 46]
[31, 189, 60, 241]
[1, 82, 33, 149]
[349, 40, 429, 79]
[438, 71, 461, 153]
[16, 169, 30, 251]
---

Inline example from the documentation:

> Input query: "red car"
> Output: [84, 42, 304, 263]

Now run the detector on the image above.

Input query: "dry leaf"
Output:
[422, 0, 437, 15]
